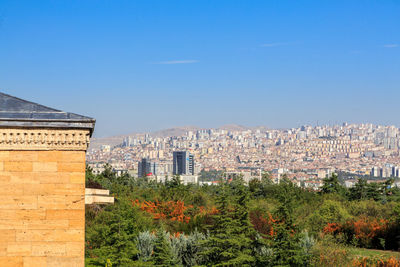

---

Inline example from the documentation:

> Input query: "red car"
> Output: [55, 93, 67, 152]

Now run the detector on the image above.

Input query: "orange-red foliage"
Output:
[323, 222, 341, 235]
[132, 199, 193, 223]
[323, 217, 390, 248]
[132, 199, 220, 226]
[352, 256, 400, 267]
[249, 210, 276, 237]
[348, 218, 388, 245]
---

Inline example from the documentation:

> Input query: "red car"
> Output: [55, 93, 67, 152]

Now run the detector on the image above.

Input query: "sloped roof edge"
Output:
[0, 92, 96, 135]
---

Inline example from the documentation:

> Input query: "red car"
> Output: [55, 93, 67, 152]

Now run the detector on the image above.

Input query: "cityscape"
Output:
[2, 0, 400, 266]
[87, 123, 400, 188]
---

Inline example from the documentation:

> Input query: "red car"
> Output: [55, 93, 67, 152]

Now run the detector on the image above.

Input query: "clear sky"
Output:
[0, 0, 399, 137]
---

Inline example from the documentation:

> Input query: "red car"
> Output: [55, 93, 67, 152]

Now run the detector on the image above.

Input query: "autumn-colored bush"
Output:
[133, 199, 193, 223]
[249, 210, 276, 237]
[132, 199, 218, 224]
[323, 222, 341, 235]
[198, 205, 219, 216]
[323, 217, 390, 249]
[352, 256, 400, 267]
[346, 218, 388, 248]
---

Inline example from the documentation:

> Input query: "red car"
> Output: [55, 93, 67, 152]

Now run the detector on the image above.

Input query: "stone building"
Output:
[0, 92, 95, 267]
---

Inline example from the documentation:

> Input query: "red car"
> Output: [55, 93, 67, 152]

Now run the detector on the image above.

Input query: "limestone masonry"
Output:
[0, 92, 95, 267]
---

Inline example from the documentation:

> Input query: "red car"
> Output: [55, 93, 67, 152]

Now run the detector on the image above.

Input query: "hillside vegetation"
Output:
[85, 167, 400, 266]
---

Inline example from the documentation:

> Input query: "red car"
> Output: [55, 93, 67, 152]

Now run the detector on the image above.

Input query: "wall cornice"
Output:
[0, 128, 91, 151]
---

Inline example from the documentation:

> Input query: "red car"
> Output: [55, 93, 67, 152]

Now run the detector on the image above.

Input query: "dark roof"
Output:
[0, 92, 95, 135]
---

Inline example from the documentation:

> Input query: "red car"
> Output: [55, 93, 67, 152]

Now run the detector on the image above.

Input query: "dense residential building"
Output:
[87, 123, 400, 188]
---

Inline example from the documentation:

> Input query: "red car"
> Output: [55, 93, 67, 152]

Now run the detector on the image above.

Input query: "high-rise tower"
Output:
[173, 151, 194, 175]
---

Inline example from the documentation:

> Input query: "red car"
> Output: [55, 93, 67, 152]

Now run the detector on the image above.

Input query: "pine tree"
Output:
[152, 229, 176, 266]
[321, 173, 345, 195]
[85, 197, 141, 266]
[272, 179, 307, 266]
[350, 178, 368, 200]
[233, 181, 257, 263]
[200, 182, 255, 266]
[367, 182, 382, 201]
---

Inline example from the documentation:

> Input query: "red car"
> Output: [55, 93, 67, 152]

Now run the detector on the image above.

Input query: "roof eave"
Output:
[0, 119, 96, 136]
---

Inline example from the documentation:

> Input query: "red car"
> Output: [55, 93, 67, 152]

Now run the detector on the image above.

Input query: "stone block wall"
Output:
[0, 148, 87, 266]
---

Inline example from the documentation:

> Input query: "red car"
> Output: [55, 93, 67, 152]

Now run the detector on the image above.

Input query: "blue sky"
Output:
[0, 0, 399, 137]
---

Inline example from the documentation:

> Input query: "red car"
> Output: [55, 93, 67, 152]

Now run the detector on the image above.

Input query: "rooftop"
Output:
[0, 92, 95, 134]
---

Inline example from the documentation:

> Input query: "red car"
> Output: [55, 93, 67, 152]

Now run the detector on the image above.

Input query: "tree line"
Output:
[85, 166, 400, 266]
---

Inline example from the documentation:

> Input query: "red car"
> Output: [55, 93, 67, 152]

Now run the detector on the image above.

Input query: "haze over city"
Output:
[1, 0, 399, 137]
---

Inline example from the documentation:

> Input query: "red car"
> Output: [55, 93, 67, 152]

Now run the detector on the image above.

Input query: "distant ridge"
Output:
[151, 126, 200, 137]
[218, 124, 248, 131]
[89, 126, 200, 150]
[88, 124, 268, 150]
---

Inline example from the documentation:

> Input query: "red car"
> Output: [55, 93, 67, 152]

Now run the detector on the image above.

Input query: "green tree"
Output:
[366, 182, 381, 201]
[272, 179, 308, 266]
[85, 197, 153, 266]
[169, 175, 182, 187]
[153, 229, 176, 266]
[249, 178, 264, 198]
[381, 178, 394, 203]
[349, 178, 368, 200]
[200, 183, 255, 266]
[232, 180, 257, 264]
[307, 200, 351, 234]
[261, 172, 272, 184]
[321, 173, 345, 195]
[102, 163, 116, 181]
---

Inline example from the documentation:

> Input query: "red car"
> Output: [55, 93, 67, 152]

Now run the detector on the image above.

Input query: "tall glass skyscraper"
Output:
[173, 151, 194, 175]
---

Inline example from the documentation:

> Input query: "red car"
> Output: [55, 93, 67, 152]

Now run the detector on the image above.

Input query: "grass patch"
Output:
[348, 247, 400, 259]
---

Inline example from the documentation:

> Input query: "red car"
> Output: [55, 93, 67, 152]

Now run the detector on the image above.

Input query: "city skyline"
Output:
[92, 122, 400, 139]
[1, 0, 399, 137]
[87, 122, 400, 189]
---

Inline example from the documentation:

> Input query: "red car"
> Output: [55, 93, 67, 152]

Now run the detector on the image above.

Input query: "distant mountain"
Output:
[218, 124, 248, 131]
[88, 126, 200, 150]
[151, 126, 200, 137]
[89, 135, 128, 151]
[88, 124, 269, 151]
[218, 124, 270, 132]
